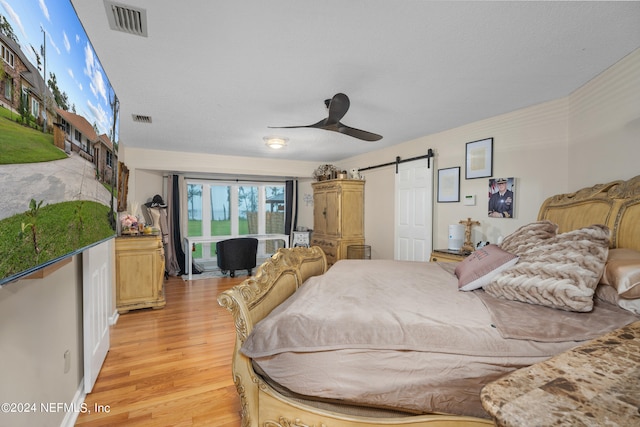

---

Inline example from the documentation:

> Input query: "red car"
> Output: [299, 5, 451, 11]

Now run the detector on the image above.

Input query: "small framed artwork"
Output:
[437, 167, 460, 203]
[488, 177, 515, 218]
[465, 137, 493, 179]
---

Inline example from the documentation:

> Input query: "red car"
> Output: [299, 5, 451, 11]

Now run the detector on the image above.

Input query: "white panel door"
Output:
[395, 159, 433, 261]
[83, 238, 113, 393]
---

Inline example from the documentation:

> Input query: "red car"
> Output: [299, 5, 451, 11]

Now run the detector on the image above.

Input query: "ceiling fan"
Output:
[269, 93, 382, 141]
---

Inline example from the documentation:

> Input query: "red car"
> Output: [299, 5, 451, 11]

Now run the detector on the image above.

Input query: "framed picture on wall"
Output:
[465, 137, 493, 179]
[437, 167, 460, 203]
[488, 177, 515, 218]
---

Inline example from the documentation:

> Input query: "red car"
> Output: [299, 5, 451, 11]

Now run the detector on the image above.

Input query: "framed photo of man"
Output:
[488, 177, 515, 218]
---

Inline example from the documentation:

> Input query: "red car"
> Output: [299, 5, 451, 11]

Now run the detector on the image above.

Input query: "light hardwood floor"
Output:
[75, 275, 244, 426]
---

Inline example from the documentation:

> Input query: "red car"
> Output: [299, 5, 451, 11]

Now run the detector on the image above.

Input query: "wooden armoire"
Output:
[311, 179, 364, 266]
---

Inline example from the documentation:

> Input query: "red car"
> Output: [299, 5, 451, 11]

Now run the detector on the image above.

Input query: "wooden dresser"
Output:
[115, 235, 166, 313]
[311, 179, 364, 266]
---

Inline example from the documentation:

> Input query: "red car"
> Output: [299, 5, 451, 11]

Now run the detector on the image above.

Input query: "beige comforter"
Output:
[242, 259, 637, 417]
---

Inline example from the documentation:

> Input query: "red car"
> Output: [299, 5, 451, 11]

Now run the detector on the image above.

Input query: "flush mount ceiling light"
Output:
[264, 136, 288, 149]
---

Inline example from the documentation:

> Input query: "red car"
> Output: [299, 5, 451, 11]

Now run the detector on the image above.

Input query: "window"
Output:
[106, 151, 113, 168]
[74, 129, 81, 142]
[3, 77, 11, 100]
[31, 98, 39, 118]
[186, 180, 286, 261]
[1, 43, 14, 68]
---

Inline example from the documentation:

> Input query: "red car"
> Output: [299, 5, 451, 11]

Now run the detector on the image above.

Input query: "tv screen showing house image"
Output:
[0, 0, 118, 286]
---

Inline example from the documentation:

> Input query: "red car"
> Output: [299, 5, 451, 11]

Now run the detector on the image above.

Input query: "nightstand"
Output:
[292, 231, 311, 247]
[430, 249, 470, 262]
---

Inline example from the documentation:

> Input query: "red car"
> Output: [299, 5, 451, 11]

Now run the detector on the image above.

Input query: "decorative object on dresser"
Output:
[291, 230, 311, 247]
[448, 224, 465, 251]
[115, 235, 166, 313]
[459, 217, 480, 252]
[312, 164, 338, 181]
[312, 178, 364, 266]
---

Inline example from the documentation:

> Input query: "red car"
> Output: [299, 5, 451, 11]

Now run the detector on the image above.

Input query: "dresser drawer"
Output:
[311, 238, 338, 266]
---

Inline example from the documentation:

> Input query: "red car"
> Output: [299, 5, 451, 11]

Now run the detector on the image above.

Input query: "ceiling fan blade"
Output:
[268, 118, 327, 130]
[325, 93, 350, 125]
[337, 124, 383, 141]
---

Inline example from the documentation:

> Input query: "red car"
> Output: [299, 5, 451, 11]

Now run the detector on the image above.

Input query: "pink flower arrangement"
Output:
[120, 213, 138, 228]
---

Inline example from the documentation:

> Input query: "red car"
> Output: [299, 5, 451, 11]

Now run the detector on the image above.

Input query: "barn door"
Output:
[394, 159, 433, 261]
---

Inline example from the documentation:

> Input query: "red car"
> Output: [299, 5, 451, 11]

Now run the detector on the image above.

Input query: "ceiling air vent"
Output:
[132, 114, 152, 124]
[104, 1, 148, 37]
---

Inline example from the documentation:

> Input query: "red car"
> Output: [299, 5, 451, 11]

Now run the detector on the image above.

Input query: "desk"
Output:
[481, 320, 640, 426]
[184, 234, 289, 280]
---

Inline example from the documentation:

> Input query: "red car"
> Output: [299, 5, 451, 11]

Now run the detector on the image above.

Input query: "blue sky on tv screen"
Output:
[1, 0, 118, 139]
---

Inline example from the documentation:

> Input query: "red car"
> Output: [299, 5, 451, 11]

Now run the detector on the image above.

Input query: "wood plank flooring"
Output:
[75, 275, 244, 426]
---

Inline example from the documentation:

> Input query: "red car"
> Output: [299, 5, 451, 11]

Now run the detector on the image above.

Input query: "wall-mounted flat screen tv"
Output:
[0, 0, 118, 286]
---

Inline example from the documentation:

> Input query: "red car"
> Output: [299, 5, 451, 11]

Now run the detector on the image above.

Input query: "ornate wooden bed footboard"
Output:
[217, 175, 640, 427]
[217, 246, 492, 427]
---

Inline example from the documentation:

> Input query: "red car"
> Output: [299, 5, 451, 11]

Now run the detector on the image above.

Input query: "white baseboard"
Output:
[109, 309, 119, 325]
[59, 380, 86, 427]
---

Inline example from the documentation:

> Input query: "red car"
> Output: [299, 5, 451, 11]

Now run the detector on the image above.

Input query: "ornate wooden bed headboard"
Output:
[538, 175, 640, 251]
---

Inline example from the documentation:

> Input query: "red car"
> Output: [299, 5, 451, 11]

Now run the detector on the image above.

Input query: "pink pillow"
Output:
[600, 248, 640, 299]
[455, 245, 519, 291]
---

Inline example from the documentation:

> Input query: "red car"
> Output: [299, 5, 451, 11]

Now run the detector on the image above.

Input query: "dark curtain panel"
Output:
[170, 175, 200, 276]
[285, 180, 298, 246]
[164, 179, 181, 276]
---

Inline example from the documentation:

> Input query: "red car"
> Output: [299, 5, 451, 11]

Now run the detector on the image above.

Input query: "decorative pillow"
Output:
[599, 248, 640, 299]
[499, 220, 558, 256]
[484, 224, 610, 312]
[595, 283, 619, 305]
[455, 244, 519, 291]
[595, 283, 640, 315]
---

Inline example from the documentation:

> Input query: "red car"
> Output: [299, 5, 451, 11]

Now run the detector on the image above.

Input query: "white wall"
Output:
[568, 48, 640, 187]
[296, 178, 316, 231]
[0, 256, 83, 427]
[339, 97, 569, 258]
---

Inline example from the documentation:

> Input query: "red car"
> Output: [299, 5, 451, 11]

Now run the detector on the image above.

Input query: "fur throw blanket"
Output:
[485, 223, 610, 312]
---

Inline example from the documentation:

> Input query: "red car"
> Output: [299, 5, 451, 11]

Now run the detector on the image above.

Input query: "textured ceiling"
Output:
[70, 1, 640, 163]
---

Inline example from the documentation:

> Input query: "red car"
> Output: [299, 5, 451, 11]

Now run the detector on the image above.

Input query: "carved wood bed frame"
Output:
[218, 175, 640, 427]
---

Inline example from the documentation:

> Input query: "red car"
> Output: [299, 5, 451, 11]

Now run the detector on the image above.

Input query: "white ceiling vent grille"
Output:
[104, 1, 148, 37]
[132, 114, 152, 124]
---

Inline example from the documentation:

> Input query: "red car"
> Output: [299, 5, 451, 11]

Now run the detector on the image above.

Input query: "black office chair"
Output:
[216, 238, 258, 277]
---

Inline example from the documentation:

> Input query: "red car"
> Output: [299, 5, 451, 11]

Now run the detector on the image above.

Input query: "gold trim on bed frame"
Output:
[218, 175, 640, 427]
[538, 175, 640, 251]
